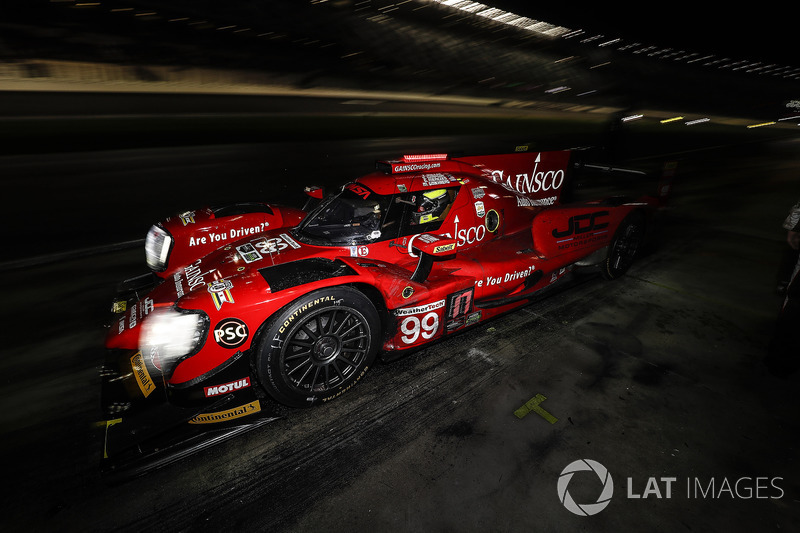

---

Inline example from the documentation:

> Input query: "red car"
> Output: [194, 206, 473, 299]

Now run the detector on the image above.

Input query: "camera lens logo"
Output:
[557, 459, 614, 516]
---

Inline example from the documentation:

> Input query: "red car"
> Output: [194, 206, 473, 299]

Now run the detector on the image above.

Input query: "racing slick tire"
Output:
[601, 211, 645, 280]
[255, 286, 380, 408]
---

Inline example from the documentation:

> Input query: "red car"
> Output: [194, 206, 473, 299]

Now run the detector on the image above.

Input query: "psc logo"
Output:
[557, 459, 614, 516]
[214, 318, 249, 349]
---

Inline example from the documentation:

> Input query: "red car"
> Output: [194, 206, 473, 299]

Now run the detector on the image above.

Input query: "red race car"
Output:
[101, 149, 669, 469]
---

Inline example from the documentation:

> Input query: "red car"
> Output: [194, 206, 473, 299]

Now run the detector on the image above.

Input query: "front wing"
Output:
[99, 348, 288, 480]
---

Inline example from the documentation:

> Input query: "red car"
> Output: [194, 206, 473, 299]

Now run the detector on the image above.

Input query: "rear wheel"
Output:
[602, 212, 644, 280]
[255, 287, 380, 407]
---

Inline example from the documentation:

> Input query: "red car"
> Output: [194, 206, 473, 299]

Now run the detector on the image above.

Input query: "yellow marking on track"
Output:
[515, 393, 558, 424]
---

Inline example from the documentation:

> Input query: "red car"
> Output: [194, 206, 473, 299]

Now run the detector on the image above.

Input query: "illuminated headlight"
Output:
[140, 307, 208, 378]
[145, 224, 173, 272]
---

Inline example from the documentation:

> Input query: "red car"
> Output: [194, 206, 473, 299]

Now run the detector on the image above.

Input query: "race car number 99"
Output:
[400, 312, 439, 344]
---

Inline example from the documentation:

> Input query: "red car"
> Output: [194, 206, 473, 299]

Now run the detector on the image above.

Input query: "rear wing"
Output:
[454, 150, 572, 206]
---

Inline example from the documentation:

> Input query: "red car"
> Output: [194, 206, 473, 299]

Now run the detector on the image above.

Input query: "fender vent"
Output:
[523, 270, 544, 289]
[259, 259, 355, 292]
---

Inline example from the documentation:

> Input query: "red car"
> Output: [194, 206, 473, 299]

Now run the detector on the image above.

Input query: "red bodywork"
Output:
[105, 150, 660, 407]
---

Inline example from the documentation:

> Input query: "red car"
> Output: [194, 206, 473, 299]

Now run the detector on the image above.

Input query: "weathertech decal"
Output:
[394, 299, 446, 317]
[188, 400, 261, 424]
[130, 352, 155, 398]
[204, 377, 252, 398]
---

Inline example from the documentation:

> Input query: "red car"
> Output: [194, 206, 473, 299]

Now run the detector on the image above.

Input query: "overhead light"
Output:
[432, 0, 572, 36]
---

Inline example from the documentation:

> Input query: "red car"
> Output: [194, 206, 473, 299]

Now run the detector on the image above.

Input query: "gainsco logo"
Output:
[491, 153, 565, 195]
[204, 377, 252, 398]
[214, 318, 249, 348]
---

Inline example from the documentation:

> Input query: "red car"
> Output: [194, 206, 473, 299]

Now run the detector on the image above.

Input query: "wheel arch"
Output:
[246, 280, 392, 385]
[601, 207, 648, 280]
[250, 279, 390, 342]
[347, 282, 392, 341]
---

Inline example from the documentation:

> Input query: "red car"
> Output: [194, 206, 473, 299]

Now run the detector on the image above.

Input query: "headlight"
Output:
[140, 307, 208, 378]
[145, 224, 173, 272]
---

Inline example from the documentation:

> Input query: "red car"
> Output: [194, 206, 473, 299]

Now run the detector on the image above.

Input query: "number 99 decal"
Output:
[400, 311, 440, 345]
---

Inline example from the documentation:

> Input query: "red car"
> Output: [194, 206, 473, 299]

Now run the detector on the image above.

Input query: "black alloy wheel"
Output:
[256, 287, 379, 407]
[602, 212, 644, 280]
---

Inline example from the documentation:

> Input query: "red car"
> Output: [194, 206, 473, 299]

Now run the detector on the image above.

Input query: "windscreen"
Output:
[295, 185, 394, 245]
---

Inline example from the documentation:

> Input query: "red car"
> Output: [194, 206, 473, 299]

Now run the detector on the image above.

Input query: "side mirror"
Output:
[410, 234, 457, 282]
[302, 186, 324, 212]
[304, 186, 324, 199]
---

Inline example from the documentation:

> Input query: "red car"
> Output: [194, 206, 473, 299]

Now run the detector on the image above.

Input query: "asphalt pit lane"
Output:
[437, 419, 475, 439]
[632, 362, 671, 386]
[570, 322, 645, 388]
[574, 322, 643, 358]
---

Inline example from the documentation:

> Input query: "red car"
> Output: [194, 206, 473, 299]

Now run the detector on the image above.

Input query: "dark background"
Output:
[1, 2, 799, 532]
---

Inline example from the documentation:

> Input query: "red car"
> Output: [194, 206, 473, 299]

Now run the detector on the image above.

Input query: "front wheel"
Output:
[602, 212, 645, 280]
[255, 287, 380, 407]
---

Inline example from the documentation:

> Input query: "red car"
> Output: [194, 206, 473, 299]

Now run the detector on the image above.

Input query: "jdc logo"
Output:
[557, 459, 614, 516]
[552, 211, 609, 238]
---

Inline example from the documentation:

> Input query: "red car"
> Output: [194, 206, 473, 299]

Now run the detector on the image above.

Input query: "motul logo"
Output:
[204, 377, 251, 397]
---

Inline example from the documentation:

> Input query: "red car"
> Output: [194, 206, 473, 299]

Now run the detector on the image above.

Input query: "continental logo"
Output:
[188, 400, 261, 424]
[130, 352, 155, 398]
[278, 295, 336, 334]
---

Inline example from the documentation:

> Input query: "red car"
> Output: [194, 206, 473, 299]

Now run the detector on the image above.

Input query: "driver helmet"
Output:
[413, 189, 449, 224]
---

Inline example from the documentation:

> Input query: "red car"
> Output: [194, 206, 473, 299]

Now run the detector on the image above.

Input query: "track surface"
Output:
[2, 130, 800, 531]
